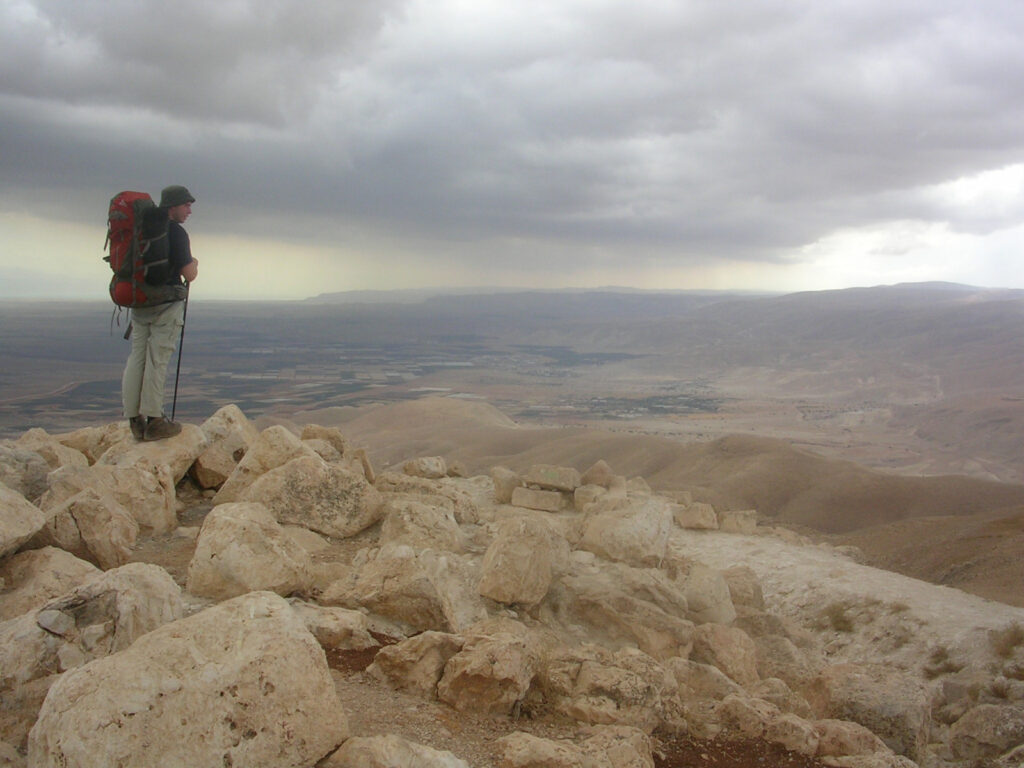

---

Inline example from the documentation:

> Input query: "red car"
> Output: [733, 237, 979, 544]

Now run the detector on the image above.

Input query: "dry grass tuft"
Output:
[990, 623, 1024, 659]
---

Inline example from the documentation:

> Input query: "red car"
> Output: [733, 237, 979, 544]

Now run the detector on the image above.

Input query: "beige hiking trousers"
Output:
[121, 300, 185, 419]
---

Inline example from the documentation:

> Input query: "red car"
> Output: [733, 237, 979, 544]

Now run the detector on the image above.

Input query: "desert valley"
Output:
[2, 282, 1024, 767]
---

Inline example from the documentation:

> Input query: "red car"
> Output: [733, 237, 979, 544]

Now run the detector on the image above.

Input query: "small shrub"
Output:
[990, 623, 1024, 659]
[987, 678, 1011, 700]
[924, 645, 965, 679]
[1003, 662, 1024, 681]
[821, 602, 855, 633]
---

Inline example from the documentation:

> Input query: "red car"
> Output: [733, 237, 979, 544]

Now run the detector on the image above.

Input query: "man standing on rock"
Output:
[121, 185, 199, 441]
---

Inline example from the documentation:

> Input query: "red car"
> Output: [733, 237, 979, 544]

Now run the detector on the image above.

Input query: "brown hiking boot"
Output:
[129, 416, 147, 441]
[144, 416, 182, 441]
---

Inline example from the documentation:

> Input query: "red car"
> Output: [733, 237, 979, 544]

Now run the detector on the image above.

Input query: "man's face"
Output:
[168, 202, 192, 223]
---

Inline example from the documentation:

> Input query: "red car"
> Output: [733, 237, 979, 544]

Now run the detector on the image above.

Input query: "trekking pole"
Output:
[171, 284, 189, 421]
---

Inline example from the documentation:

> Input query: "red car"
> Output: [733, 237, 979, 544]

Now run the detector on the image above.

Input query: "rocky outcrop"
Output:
[1, 407, 1023, 767]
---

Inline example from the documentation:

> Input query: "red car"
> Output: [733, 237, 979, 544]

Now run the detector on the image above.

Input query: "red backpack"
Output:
[104, 191, 183, 307]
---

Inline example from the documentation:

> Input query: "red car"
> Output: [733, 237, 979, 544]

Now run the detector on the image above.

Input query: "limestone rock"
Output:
[350, 447, 376, 483]
[403, 456, 448, 479]
[752, 634, 823, 693]
[751, 677, 813, 719]
[0, 445, 49, 502]
[478, 515, 567, 606]
[766, 712, 821, 756]
[437, 630, 540, 715]
[322, 734, 469, 768]
[380, 495, 464, 553]
[322, 544, 486, 634]
[690, 623, 760, 687]
[367, 631, 465, 696]
[495, 731, 588, 768]
[374, 472, 479, 524]
[0, 548, 100, 622]
[718, 508, 758, 534]
[553, 566, 694, 661]
[186, 502, 315, 600]
[573, 484, 606, 512]
[53, 422, 125, 465]
[814, 718, 890, 758]
[15, 429, 88, 472]
[27, 591, 348, 768]
[497, 726, 655, 768]
[40, 463, 176, 535]
[674, 501, 718, 530]
[523, 464, 581, 492]
[34, 487, 138, 569]
[287, 599, 379, 652]
[722, 565, 766, 615]
[664, 658, 743, 702]
[717, 693, 781, 739]
[191, 404, 260, 489]
[949, 703, 1024, 760]
[540, 645, 681, 732]
[95, 423, 207, 484]
[0, 563, 182, 693]
[300, 423, 348, 457]
[213, 424, 317, 504]
[807, 663, 931, 761]
[512, 486, 566, 512]
[580, 459, 614, 489]
[0, 481, 45, 559]
[490, 466, 521, 504]
[667, 559, 737, 625]
[243, 454, 384, 538]
[578, 495, 673, 567]
[303, 437, 344, 462]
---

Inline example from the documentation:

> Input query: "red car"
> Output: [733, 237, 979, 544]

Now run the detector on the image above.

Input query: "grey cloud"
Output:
[2, 0, 1024, 270]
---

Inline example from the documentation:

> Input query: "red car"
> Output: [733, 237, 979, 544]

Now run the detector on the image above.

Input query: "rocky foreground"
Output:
[1, 404, 1023, 768]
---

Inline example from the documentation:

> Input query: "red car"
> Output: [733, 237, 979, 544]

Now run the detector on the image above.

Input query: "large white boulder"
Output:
[15, 429, 88, 473]
[552, 565, 694, 662]
[578, 496, 673, 567]
[321, 544, 486, 634]
[32, 487, 138, 569]
[0, 481, 45, 559]
[95, 423, 207, 484]
[243, 454, 384, 538]
[213, 425, 317, 504]
[0, 444, 49, 502]
[0, 548, 100, 622]
[191, 404, 260, 489]
[40, 463, 176, 535]
[437, 630, 541, 715]
[367, 631, 465, 697]
[807, 663, 931, 762]
[27, 591, 348, 768]
[0, 563, 182, 693]
[380, 495, 463, 552]
[186, 502, 315, 600]
[539, 645, 681, 732]
[478, 514, 568, 606]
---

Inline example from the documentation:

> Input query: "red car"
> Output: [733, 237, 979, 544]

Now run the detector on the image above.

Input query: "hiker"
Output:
[121, 185, 199, 441]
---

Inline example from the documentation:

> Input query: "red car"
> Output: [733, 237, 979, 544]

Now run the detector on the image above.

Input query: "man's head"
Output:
[160, 185, 195, 223]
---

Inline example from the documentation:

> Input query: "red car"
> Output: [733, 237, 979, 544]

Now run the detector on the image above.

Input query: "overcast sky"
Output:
[2, 0, 1023, 300]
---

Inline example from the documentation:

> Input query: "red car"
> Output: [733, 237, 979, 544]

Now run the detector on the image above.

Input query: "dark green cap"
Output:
[160, 185, 195, 208]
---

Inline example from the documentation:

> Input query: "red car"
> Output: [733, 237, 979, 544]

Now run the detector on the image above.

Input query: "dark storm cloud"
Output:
[2, 0, 1024, 269]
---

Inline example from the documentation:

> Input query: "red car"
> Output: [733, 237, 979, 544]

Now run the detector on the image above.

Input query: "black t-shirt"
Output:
[167, 221, 194, 284]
